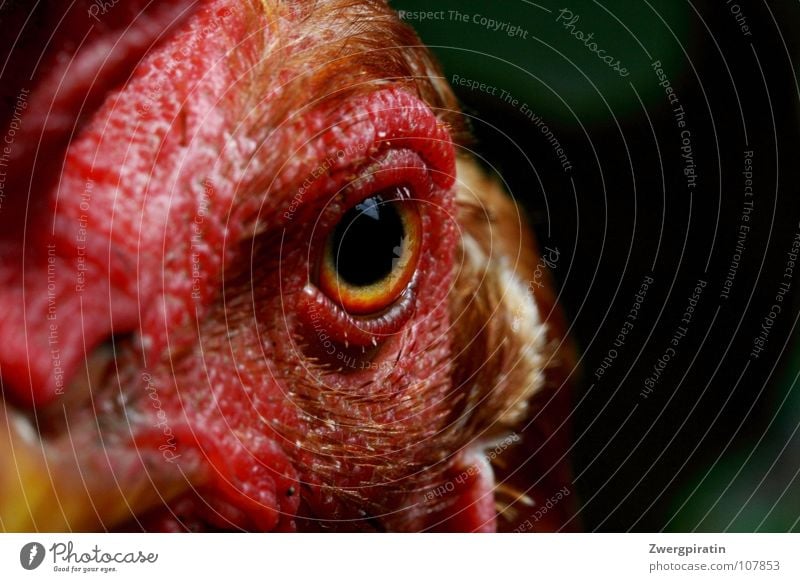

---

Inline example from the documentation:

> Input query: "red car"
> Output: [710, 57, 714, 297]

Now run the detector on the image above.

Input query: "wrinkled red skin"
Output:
[0, 0, 500, 531]
[0, 0, 203, 408]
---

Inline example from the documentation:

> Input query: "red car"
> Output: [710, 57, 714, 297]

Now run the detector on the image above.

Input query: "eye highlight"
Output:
[318, 186, 421, 315]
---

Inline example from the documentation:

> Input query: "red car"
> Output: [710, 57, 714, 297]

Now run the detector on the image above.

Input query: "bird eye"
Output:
[318, 186, 421, 315]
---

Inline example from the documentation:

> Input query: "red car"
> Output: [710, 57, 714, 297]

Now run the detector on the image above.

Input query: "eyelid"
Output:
[273, 88, 455, 227]
[332, 148, 435, 218]
[279, 147, 435, 231]
[296, 278, 417, 348]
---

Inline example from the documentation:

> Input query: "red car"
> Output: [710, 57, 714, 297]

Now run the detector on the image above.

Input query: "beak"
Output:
[0, 401, 194, 532]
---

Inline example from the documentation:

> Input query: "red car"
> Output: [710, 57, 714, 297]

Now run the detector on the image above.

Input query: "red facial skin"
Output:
[0, 0, 507, 531]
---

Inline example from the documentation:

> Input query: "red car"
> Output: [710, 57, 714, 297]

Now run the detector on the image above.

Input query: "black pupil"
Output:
[332, 195, 405, 287]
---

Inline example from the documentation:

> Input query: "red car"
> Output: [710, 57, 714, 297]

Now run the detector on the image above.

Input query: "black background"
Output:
[392, 0, 800, 531]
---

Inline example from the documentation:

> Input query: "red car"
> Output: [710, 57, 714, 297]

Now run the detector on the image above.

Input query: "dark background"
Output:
[392, 0, 800, 531]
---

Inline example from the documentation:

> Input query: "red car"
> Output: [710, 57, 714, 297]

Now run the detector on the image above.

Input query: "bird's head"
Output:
[0, 0, 575, 532]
